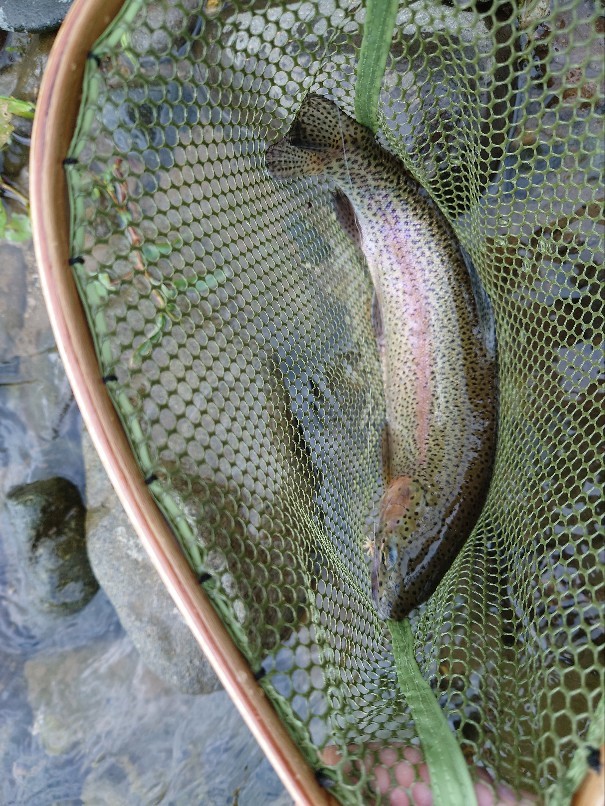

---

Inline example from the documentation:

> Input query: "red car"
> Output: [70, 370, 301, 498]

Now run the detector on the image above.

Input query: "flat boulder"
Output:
[0, 1, 74, 33]
[83, 431, 221, 695]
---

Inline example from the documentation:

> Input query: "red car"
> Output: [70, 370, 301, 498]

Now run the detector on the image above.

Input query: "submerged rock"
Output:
[23, 634, 288, 803]
[0, 1, 74, 33]
[4, 476, 98, 616]
[0, 245, 27, 360]
[83, 431, 221, 695]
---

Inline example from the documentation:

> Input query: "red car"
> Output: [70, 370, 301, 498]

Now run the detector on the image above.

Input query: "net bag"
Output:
[49, 0, 605, 802]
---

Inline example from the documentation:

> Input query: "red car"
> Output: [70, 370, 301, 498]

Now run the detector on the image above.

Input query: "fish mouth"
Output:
[371, 550, 403, 620]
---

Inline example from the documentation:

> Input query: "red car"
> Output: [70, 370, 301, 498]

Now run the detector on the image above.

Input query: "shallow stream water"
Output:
[0, 29, 290, 806]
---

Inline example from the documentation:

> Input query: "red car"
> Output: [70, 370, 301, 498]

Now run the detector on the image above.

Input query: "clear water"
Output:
[0, 30, 291, 806]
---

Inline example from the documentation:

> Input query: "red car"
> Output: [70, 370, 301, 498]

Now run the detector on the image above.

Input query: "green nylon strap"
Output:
[556, 698, 604, 806]
[390, 619, 478, 806]
[354, 0, 399, 131]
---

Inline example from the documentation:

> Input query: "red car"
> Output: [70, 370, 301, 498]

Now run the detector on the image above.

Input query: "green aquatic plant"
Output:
[0, 205, 30, 243]
[0, 95, 35, 148]
[0, 94, 35, 243]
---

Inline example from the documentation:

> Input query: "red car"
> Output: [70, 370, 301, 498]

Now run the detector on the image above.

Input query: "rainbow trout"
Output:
[266, 95, 497, 620]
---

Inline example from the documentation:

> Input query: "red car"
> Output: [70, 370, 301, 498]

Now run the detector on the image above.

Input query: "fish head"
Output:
[371, 475, 435, 620]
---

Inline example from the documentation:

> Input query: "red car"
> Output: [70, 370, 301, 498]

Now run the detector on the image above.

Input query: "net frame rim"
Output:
[27, 0, 604, 803]
[29, 1, 335, 803]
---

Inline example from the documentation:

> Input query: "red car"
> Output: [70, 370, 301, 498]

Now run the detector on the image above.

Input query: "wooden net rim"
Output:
[29, 1, 334, 802]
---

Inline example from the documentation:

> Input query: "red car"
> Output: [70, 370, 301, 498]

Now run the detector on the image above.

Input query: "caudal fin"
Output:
[265, 95, 346, 179]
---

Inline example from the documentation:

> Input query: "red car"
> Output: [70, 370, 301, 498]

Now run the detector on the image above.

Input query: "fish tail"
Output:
[265, 95, 350, 180]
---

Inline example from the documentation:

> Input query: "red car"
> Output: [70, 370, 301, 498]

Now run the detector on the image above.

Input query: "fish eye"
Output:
[288, 121, 304, 147]
[289, 120, 314, 150]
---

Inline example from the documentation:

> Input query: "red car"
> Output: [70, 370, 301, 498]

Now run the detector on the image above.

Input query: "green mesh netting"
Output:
[65, 0, 604, 802]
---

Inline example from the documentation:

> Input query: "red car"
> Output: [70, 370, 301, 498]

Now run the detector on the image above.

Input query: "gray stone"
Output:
[0, 1, 73, 33]
[81, 425, 113, 511]
[0, 33, 52, 181]
[0, 244, 27, 361]
[22, 634, 286, 802]
[4, 476, 98, 616]
[0, 237, 84, 499]
[83, 430, 221, 695]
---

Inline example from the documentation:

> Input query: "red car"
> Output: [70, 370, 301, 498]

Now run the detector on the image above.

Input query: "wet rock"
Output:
[0, 32, 53, 185]
[0, 245, 27, 360]
[83, 430, 221, 695]
[0, 216, 51, 363]
[23, 635, 287, 803]
[24, 636, 143, 757]
[4, 477, 98, 616]
[0, 32, 31, 96]
[0, 652, 28, 762]
[0, 1, 73, 33]
[237, 757, 293, 806]
[82, 426, 112, 512]
[0, 238, 84, 498]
